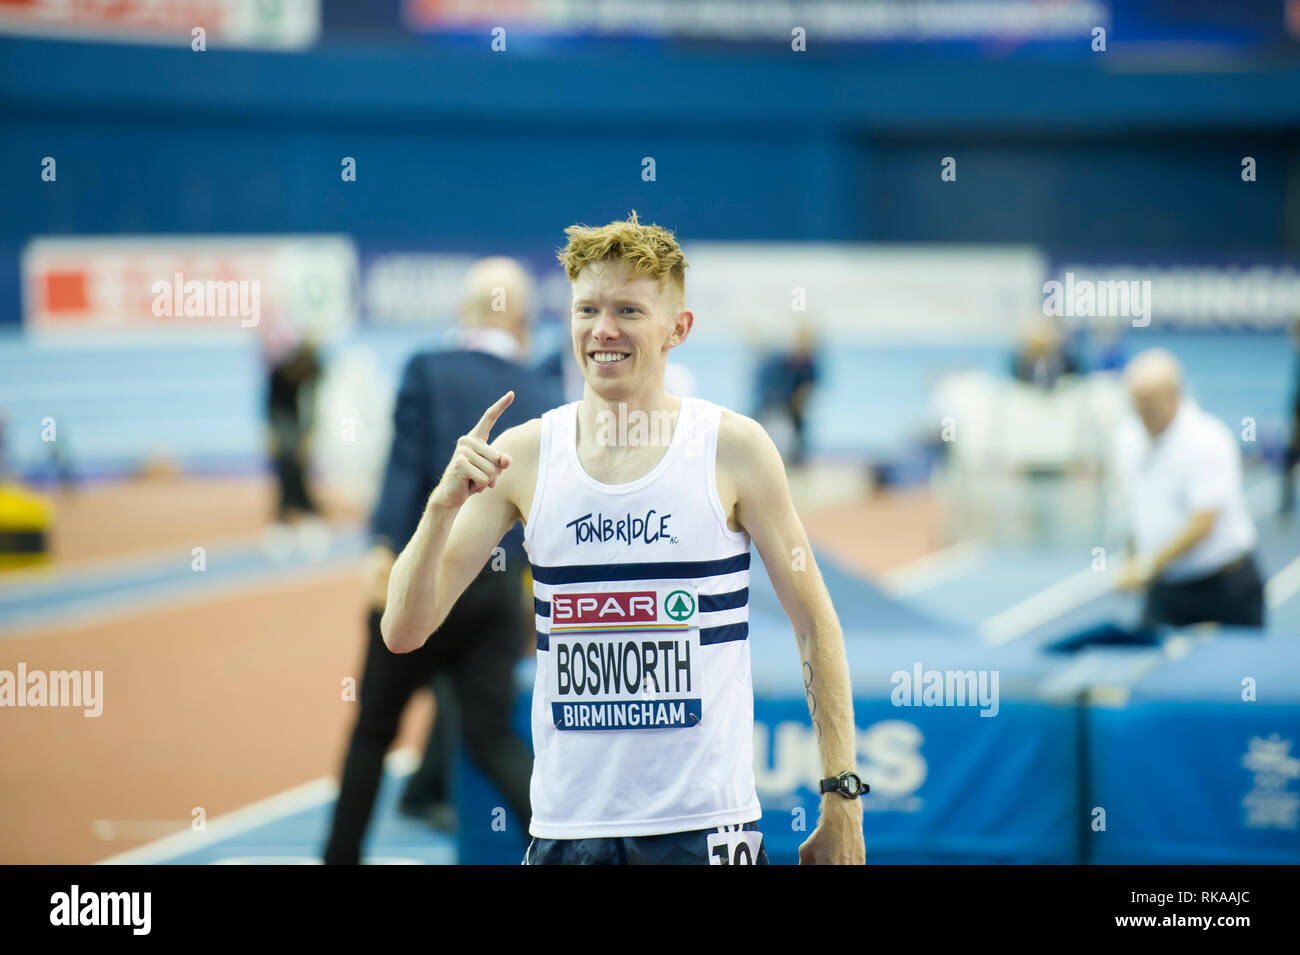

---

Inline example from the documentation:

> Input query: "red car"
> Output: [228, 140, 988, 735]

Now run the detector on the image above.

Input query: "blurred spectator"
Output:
[1114, 349, 1264, 629]
[322, 257, 559, 864]
[266, 340, 323, 522]
[1011, 318, 1081, 389]
[754, 323, 819, 464]
[1282, 319, 1300, 515]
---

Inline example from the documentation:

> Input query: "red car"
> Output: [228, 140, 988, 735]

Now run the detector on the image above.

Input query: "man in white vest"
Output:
[382, 212, 865, 865]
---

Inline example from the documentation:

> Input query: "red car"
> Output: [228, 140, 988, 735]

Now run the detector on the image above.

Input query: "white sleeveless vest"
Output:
[522, 396, 761, 838]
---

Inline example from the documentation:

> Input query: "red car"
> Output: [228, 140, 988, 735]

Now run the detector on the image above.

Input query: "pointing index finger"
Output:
[472, 391, 515, 441]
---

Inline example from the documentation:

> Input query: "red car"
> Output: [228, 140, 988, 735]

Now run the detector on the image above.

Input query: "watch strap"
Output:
[820, 771, 868, 798]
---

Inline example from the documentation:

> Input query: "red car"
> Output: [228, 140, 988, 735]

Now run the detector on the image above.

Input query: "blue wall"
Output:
[3, 33, 1299, 474]
[2, 37, 1299, 275]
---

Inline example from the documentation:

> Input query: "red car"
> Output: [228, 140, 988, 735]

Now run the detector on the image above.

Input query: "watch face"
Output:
[841, 774, 861, 796]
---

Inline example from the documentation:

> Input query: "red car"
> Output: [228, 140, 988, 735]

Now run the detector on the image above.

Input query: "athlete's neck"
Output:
[577, 385, 682, 451]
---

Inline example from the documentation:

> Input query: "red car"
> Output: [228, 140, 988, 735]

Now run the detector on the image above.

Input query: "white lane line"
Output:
[1266, 554, 1300, 611]
[876, 538, 991, 598]
[96, 779, 338, 864]
[0, 530, 281, 590]
[96, 748, 418, 865]
[0, 524, 364, 595]
[93, 819, 194, 841]
[979, 567, 1118, 646]
[0, 554, 363, 642]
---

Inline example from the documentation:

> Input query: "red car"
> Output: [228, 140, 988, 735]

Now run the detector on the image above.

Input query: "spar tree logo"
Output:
[665, 590, 695, 622]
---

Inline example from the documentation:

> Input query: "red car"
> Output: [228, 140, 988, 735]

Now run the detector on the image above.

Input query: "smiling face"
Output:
[571, 259, 691, 401]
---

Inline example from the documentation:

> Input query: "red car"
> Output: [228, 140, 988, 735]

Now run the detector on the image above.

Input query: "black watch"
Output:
[819, 771, 868, 799]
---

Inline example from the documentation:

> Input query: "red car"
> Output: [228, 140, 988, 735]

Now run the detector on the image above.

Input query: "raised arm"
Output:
[718, 410, 865, 865]
[381, 392, 532, 654]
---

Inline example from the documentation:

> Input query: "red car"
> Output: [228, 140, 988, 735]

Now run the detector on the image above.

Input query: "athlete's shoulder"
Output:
[716, 406, 774, 451]
[493, 414, 544, 456]
[715, 407, 783, 476]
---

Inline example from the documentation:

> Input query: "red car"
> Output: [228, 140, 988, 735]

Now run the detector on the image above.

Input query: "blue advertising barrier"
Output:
[753, 696, 1080, 865]
[1087, 633, 1300, 864]
[748, 629, 1076, 865]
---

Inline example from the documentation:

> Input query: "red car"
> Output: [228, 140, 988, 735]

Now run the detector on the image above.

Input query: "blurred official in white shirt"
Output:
[1114, 349, 1264, 629]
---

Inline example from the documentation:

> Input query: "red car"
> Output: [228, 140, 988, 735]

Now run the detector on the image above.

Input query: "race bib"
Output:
[707, 827, 763, 865]
[548, 586, 701, 731]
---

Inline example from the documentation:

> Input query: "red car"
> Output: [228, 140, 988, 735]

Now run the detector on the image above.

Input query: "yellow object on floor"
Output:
[0, 482, 52, 570]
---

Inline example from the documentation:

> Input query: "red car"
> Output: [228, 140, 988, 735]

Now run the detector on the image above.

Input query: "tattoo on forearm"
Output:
[802, 661, 823, 742]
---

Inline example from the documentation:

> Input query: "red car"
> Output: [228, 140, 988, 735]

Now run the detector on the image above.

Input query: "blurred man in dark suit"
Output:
[323, 257, 559, 864]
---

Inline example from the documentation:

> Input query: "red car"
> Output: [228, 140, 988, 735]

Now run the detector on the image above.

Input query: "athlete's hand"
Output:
[429, 391, 514, 511]
[797, 799, 866, 865]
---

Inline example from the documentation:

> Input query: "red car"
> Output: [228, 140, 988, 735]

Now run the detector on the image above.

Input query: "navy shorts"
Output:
[523, 821, 769, 865]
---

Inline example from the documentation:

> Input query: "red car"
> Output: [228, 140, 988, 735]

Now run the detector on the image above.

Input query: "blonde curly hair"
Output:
[557, 211, 688, 309]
